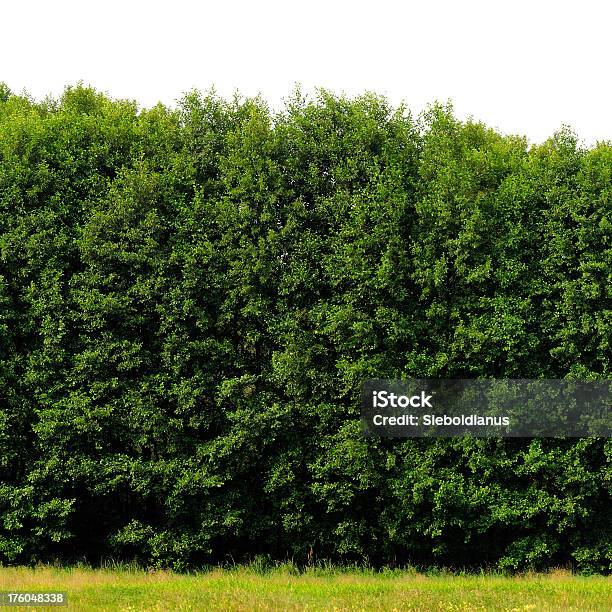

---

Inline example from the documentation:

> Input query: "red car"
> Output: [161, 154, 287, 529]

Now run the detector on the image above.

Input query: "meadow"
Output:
[0, 565, 610, 611]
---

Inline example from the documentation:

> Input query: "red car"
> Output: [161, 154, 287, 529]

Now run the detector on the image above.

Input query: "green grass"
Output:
[0, 565, 609, 611]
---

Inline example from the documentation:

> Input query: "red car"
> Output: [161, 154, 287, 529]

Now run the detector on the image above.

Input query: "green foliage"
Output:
[0, 86, 609, 572]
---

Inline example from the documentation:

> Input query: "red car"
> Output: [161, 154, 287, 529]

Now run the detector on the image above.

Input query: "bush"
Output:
[0, 84, 609, 572]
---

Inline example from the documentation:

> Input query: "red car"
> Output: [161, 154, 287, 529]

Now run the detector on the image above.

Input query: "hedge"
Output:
[0, 84, 609, 571]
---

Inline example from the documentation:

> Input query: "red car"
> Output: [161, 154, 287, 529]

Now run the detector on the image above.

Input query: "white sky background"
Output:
[2, 0, 611, 145]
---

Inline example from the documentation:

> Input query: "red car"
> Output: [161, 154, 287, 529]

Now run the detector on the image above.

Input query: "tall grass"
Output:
[0, 565, 608, 611]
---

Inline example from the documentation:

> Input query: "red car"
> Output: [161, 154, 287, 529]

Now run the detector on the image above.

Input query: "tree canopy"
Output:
[0, 85, 609, 572]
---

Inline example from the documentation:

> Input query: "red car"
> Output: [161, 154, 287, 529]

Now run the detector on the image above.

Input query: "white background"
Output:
[2, 0, 611, 144]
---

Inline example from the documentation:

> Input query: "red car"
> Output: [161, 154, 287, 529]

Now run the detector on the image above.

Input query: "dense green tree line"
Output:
[0, 84, 609, 571]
